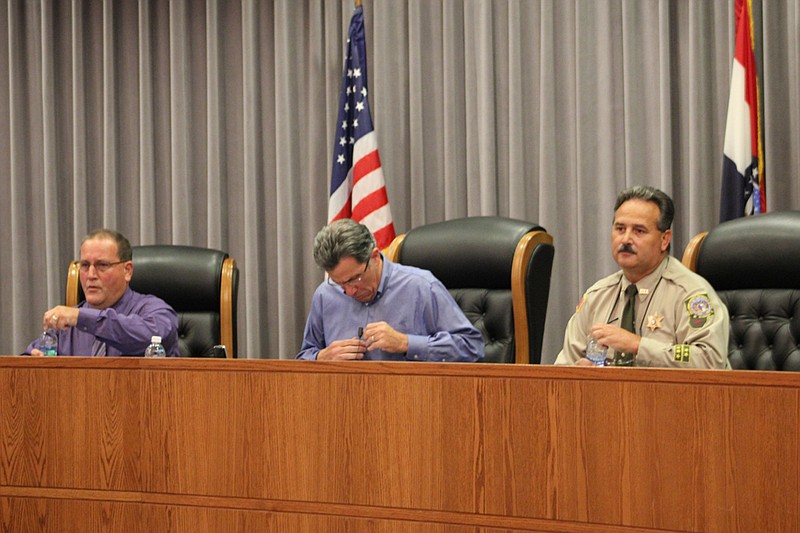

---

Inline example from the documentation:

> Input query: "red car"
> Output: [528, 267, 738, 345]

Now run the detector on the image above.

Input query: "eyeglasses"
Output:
[327, 261, 369, 289]
[77, 260, 127, 273]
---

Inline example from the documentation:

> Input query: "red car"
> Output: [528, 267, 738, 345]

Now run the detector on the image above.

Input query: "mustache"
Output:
[617, 243, 636, 254]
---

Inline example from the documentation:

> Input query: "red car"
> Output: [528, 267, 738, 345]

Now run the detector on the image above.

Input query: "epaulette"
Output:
[584, 272, 623, 295]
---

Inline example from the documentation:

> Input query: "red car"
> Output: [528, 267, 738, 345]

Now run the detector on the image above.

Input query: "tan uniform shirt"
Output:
[555, 256, 730, 368]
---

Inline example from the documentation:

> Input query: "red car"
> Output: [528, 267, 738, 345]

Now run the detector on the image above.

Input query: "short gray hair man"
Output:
[313, 219, 376, 271]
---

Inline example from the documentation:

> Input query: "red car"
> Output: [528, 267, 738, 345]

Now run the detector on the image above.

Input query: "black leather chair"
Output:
[66, 245, 239, 358]
[384, 216, 554, 364]
[681, 210, 800, 370]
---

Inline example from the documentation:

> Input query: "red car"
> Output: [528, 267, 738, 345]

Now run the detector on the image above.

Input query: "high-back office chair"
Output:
[66, 245, 239, 358]
[384, 216, 554, 364]
[681, 210, 800, 370]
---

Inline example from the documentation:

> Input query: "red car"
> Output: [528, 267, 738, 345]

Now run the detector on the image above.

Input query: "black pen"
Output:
[358, 327, 364, 339]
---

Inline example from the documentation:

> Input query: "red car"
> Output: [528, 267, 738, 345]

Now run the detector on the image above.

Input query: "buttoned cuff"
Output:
[405, 335, 427, 361]
[75, 307, 100, 333]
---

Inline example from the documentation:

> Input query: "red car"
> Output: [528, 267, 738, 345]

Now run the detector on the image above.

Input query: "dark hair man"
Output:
[555, 186, 729, 368]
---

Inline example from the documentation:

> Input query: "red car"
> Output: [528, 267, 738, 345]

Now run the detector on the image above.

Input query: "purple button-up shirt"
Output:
[24, 287, 179, 357]
[296, 257, 485, 362]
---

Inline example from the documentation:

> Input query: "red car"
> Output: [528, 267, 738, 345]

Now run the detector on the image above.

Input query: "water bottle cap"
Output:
[151, 336, 162, 344]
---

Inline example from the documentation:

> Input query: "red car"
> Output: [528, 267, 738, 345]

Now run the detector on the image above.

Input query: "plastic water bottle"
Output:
[585, 338, 608, 366]
[39, 329, 58, 357]
[144, 336, 166, 358]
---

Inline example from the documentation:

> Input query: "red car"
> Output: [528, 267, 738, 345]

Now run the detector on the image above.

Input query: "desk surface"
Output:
[0, 357, 797, 532]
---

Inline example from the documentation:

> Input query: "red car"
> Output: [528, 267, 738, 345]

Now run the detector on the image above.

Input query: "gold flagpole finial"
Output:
[354, 0, 362, 7]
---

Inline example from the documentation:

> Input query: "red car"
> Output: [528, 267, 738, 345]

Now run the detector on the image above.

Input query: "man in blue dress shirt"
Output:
[297, 219, 484, 362]
[24, 229, 179, 357]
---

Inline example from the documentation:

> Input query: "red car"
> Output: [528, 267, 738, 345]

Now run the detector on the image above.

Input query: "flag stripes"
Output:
[327, 5, 396, 249]
[720, 0, 765, 222]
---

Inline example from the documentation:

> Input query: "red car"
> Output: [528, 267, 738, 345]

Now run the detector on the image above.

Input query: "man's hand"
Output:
[30, 349, 44, 357]
[42, 306, 80, 332]
[590, 323, 640, 356]
[363, 322, 408, 354]
[317, 338, 367, 360]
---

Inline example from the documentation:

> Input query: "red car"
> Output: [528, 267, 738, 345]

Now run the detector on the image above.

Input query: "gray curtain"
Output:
[0, 0, 797, 362]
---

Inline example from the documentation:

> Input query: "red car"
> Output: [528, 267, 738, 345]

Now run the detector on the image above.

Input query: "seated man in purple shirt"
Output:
[296, 219, 484, 362]
[24, 229, 179, 357]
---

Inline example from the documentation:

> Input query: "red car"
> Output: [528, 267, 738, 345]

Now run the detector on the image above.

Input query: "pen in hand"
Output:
[358, 327, 364, 339]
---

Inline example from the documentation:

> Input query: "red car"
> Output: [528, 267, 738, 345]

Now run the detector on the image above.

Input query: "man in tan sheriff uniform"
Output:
[555, 186, 730, 368]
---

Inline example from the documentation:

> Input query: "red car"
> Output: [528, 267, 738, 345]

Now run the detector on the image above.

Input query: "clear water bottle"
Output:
[144, 336, 166, 358]
[585, 338, 608, 366]
[39, 329, 58, 356]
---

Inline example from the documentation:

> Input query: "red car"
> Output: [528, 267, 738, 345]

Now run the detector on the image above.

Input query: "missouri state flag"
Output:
[328, 5, 395, 249]
[720, 0, 765, 222]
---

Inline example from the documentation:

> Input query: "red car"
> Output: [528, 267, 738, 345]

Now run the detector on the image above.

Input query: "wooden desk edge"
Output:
[1, 356, 798, 389]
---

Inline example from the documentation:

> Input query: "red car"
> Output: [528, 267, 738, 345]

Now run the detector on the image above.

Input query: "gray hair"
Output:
[82, 229, 132, 261]
[313, 219, 375, 271]
[613, 186, 675, 232]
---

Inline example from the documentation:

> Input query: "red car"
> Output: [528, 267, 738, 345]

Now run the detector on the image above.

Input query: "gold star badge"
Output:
[646, 312, 664, 331]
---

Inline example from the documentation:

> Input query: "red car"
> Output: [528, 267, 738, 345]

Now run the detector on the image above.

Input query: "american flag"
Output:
[328, 5, 395, 249]
[720, 0, 765, 222]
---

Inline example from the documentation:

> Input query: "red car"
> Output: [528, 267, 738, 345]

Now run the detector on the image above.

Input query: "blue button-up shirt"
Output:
[296, 257, 485, 362]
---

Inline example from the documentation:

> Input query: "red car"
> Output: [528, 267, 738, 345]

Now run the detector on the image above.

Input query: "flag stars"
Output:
[329, 10, 395, 250]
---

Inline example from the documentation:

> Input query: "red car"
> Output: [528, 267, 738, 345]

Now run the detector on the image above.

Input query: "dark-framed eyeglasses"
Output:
[327, 261, 369, 289]
[77, 260, 127, 273]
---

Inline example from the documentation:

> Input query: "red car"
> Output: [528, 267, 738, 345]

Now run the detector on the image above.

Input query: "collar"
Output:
[623, 256, 669, 300]
[372, 253, 391, 303]
[83, 286, 133, 310]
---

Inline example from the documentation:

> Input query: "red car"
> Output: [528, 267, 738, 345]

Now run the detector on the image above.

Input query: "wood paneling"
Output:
[0, 357, 798, 532]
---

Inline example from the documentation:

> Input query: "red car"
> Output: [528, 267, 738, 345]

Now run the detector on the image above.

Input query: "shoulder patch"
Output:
[685, 292, 714, 329]
[575, 294, 586, 313]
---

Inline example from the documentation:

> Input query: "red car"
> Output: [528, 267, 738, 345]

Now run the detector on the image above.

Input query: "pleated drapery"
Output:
[0, 0, 798, 361]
